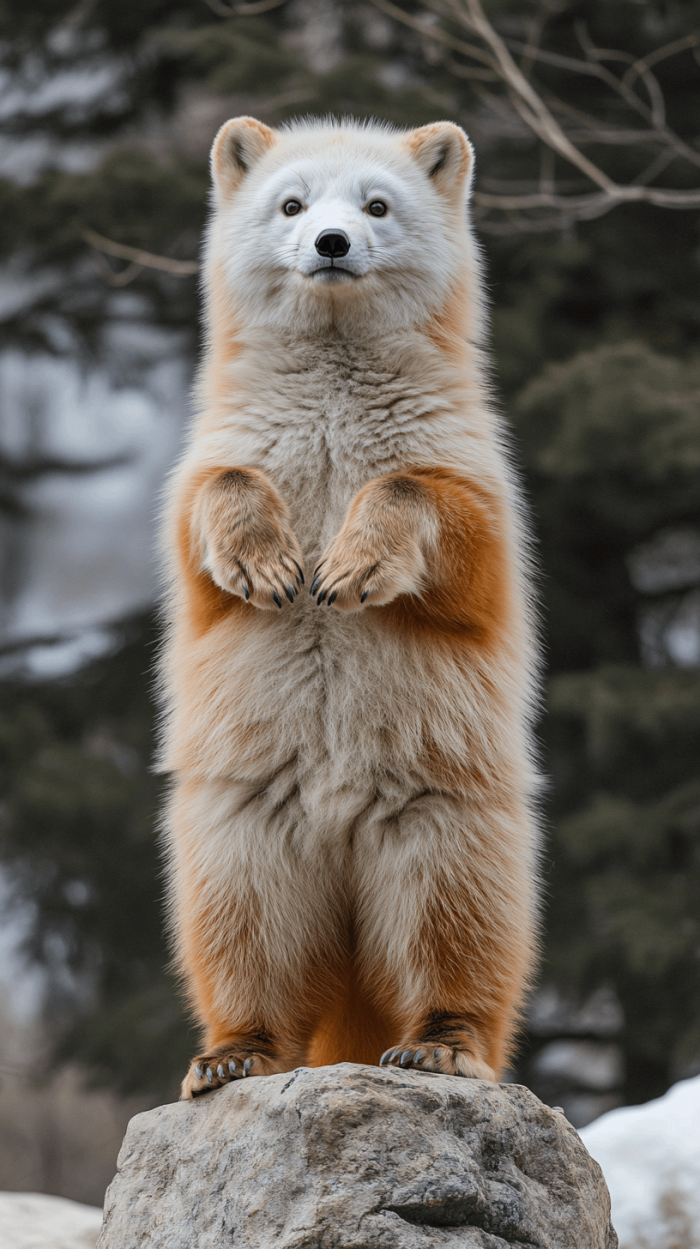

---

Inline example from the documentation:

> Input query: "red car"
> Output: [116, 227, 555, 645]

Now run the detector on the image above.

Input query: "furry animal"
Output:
[158, 116, 540, 1100]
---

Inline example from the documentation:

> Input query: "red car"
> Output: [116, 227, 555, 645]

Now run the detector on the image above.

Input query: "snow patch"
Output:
[580, 1074, 700, 1249]
[0, 1191, 102, 1249]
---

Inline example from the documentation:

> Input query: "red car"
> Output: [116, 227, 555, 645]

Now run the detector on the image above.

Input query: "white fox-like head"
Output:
[205, 116, 482, 338]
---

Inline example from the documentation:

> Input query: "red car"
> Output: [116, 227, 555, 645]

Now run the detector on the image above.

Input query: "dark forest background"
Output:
[1, 0, 699, 1143]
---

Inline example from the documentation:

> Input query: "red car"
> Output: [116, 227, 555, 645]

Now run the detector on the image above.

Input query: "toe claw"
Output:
[317, 588, 328, 605]
[414, 1049, 426, 1064]
[228, 1060, 237, 1075]
[206, 1067, 213, 1084]
[243, 1057, 253, 1077]
[380, 1049, 392, 1066]
[242, 585, 249, 601]
[360, 590, 369, 603]
[273, 590, 282, 609]
[327, 591, 337, 606]
[310, 577, 321, 596]
[217, 1064, 226, 1080]
[389, 1047, 400, 1064]
[433, 1048, 443, 1063]
[294, 562, 305, 585]
[285, 583, 296, 603]
[400, 1049, 413, 1067]
[195, 1064, 203, 1080]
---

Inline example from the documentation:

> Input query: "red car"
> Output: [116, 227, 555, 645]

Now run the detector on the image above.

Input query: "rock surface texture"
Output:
[97, 1064, 617, 1249]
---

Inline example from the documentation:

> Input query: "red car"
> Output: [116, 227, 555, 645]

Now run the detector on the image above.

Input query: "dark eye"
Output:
[283, 199, 303, 216]
[367, 200, 388, 217]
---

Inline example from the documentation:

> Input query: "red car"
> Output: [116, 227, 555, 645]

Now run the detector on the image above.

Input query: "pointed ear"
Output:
[405, 122, 473, 197]
[211, 116, 276, 197]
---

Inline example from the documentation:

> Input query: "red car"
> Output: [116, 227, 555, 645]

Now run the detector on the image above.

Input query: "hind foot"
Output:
[181, 1043, 282, 1099]
[379, 1042, 495, 1080]
[379, 1012, 496, 1080]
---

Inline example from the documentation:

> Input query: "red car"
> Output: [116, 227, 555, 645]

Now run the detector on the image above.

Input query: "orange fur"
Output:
[159, 117, 540, 1100]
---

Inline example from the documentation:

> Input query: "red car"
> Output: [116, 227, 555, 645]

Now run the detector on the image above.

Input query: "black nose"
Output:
[315, 229, 351, 259]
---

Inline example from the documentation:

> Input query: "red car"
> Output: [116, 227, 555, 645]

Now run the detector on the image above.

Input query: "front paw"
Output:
[207, 529, 305, 611]
[195, 469, 305, 611]
[310, 531, 426, 611]
[181, 1047, 279, 1099]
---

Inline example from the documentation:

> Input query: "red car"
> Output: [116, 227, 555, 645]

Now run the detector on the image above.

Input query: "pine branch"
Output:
[83, 230, 199, 285]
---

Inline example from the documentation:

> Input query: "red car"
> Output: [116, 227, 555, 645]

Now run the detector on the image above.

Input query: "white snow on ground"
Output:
[0, 1192, 102, 1249]
[580, 1074, 700, 1249]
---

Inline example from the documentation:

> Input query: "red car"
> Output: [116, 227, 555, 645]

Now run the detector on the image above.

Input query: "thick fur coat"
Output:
[158, 116, 540, 1098]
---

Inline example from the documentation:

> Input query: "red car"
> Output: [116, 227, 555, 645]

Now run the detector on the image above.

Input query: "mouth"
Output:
[310, 266, 358, 283]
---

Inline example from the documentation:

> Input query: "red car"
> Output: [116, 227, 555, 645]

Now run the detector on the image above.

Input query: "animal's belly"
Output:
[164, 599, 450, 786]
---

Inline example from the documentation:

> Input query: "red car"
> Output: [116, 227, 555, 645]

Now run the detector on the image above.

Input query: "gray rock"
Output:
[97, 1063, 617, 1248]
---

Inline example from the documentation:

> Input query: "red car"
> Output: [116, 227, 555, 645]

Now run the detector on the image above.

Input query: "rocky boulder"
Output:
[97, 1063, 617, 1248]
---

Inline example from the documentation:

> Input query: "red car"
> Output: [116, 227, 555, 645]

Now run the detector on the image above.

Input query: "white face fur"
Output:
[206, 120, 481, 338]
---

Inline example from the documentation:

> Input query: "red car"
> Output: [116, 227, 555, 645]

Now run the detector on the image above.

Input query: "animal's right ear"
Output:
[210, 116, 276, 197]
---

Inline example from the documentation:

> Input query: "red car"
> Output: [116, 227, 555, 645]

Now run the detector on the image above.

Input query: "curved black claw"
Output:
[294, 562, 305, 585]
[327, 591, 337, 606]
[273, 590, 282, 609]
[242, 585, 250, 601]
[360, 590, 369, 603]
[316, 588, 329, 605]
[310, 577, 321, 596]
[380, 1047, 401, 1067]
[380, 1045, 430, 1071]
[285, 582, 296, 604]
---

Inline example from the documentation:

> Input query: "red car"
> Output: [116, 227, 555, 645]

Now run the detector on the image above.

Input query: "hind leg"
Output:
[165, 770, 348, 1098]
[354, 788, 537, 1080]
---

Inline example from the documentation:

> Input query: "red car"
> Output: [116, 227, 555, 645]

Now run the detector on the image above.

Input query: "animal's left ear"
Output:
[405, 122, 473, 198]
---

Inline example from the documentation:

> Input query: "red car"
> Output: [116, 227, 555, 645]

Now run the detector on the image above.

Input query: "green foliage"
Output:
[517, 343, 700, 478]
[0, 617, 193, 1100]
[0, 151, 207, 265]
[545, 686, 700, 1095]
[178, 17, 301, 96]
[550, 667, 700, 750]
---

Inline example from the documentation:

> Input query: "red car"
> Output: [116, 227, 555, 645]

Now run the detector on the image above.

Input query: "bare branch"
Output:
[518, 0, 551, 80]
[446, 0, 620, 192]
[444, 53, 497, 82]
[202, 0, 288, 17]
[624, 33, 699, 84]
[372, 0, 700, 229]
[574, 19, 665, 128]
[83, 230, 199, 282]
[486, 9, 700, 173]
[368, 0, 496, 70]
[632, 148, 677, 189]
[473, 180, 700, 220]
